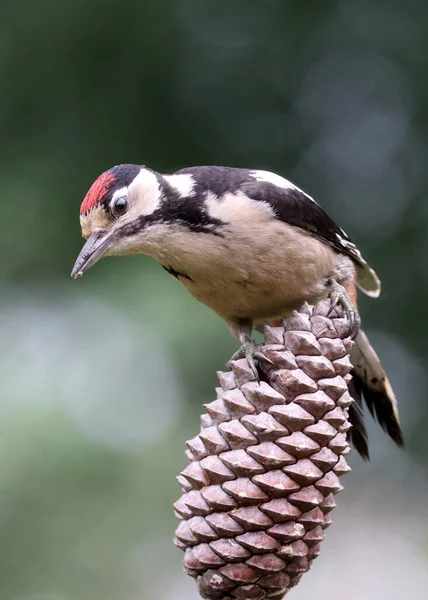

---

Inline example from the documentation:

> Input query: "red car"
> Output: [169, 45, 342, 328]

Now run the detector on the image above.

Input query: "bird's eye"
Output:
[112, 196, 129, 218]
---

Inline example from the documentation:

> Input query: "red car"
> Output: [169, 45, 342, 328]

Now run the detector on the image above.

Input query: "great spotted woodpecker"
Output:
[71, 164, 403, 459]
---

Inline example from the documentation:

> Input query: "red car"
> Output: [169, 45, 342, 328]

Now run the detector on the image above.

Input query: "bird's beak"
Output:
[71, 231, 115, 279]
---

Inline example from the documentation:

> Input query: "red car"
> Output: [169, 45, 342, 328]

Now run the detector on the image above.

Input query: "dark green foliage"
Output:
[0, 1, 427, 598]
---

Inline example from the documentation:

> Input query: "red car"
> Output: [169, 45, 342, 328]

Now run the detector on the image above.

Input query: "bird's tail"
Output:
[348, 329, 404, 459]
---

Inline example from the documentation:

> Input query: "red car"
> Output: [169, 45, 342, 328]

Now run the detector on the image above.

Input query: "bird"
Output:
[71, 163, 404, 459]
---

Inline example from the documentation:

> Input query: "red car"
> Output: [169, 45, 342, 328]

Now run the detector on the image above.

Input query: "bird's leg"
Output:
[328, 278, 361, 338]
[227, 320, 268, 381]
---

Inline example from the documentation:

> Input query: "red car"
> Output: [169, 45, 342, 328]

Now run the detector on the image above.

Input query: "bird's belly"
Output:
[179, 238, 337, 322]
[182, 276, 323, 321]
[153, 220, 340, 323]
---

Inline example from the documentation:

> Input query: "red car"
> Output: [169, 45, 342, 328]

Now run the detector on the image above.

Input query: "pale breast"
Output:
[139, 196, 341, 322]
[167, 221, 339, 322]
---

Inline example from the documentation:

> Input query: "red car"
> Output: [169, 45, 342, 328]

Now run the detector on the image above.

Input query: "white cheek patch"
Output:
[251, 170, 318, 205]
[164, 173, 195, 197]
[128, 168, 162, 216]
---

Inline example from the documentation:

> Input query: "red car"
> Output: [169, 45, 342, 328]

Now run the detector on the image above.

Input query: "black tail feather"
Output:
[349, 330, 404, 458]
[348, 368, 404, 460]
[362, 384, 404, 448]
[347, 371, 370, 460]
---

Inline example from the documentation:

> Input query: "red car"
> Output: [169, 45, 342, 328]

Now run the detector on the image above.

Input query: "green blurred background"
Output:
[1, 1, 427, 599]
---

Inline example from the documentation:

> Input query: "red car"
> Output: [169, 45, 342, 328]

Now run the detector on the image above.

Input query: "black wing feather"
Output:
[241, 179, 366, 268]
[176, 166, 365, 267]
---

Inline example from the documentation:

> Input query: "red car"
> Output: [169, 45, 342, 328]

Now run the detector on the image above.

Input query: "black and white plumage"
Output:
[72, 164, 403, 458]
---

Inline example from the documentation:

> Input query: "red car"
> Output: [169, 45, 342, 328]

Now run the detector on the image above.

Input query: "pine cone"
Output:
[174, 300, 354, 600]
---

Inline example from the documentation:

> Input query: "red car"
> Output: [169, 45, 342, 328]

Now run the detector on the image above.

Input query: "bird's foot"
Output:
[228, 340, 271, 381]
[328, 279, 361, 338]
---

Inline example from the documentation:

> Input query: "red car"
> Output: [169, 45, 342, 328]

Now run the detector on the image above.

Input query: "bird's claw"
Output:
[227, 340, 269, 381]
[328, 279, 361, 338]
[254, 351, 275, 366]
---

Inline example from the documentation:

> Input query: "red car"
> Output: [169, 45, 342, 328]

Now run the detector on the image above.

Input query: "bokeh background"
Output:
[1, 1, 427, 599]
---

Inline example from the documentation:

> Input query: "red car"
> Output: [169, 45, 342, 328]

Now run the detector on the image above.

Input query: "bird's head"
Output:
[71, 164, 166, 278]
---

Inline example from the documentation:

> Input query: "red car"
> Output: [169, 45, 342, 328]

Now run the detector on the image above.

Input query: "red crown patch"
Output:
[80, 171, 117, 214]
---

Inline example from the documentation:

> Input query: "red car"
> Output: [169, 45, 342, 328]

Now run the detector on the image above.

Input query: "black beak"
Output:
[71, 231, 115, 279]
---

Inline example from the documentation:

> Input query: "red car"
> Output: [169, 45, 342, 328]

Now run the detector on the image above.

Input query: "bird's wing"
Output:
[177, 165, 364, 264]
[176, 165, 380, 296]
[240, 169, 381, 297]
[242, 170, 366, 266]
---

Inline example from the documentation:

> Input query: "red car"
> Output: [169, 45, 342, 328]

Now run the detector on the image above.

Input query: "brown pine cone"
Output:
[174, 300, 354, 600]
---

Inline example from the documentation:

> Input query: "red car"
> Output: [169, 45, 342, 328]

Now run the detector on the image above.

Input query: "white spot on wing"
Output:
[251, 169, 318, 204]
[335, 232, 365, 262]
[164, 173, 195, 198]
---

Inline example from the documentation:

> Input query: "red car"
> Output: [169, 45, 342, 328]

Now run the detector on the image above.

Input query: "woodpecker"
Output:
[71, 164, 403, 459]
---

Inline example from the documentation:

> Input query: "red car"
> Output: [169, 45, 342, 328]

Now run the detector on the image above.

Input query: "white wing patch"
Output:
[164, 173, 195, 198]
[251, 170, 318, 204]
